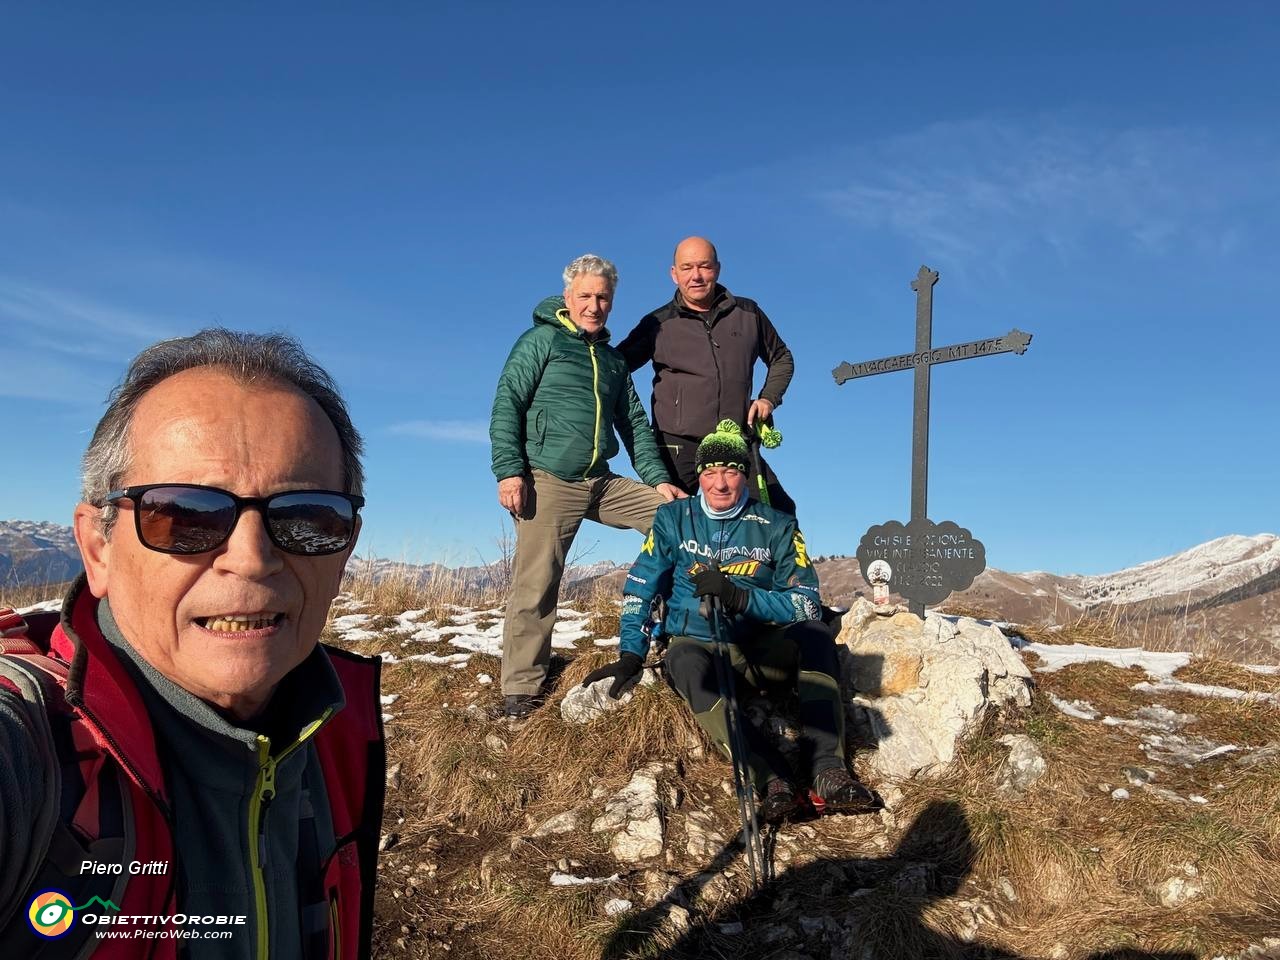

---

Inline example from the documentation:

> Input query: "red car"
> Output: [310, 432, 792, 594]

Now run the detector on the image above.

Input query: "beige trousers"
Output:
[501, 469, 663, 695]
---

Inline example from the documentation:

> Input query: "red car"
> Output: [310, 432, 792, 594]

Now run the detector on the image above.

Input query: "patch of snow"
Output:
[1140, 733, 1238, 766]
[448, 609, 501, 624]
[1133, 679, 1280, 704]
[1101, 705, 1196, 733]
[16, 598, 62, 614]
[1243, 664, 1280, 676]
[339, 629, 381, 643]
[331, 613, 373, 631]
[379, 651, 473, 667]
[381, 694, 399, 706]
[436, 624, 489, 638]
[1017, 640, 1190, 679]
[594, 636, 621, 647]
[549, 871, 619, 887]
[403, 626, 444, 644]
[552, 619, 591, 647]
[450, 633, 503, 658]
[1194, 745, 1238, 761]
[477, 673, 493, 685]
[1047, 693, 1100, 720]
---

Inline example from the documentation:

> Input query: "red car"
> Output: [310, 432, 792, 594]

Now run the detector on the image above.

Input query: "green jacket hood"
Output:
[533, 294, 611, 343]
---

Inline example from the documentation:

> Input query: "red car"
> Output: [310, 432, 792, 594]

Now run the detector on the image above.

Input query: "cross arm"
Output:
[832, 328, 1033, 384]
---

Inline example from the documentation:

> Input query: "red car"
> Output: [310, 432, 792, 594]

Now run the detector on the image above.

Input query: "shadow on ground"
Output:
[601, 799, 1196, 960]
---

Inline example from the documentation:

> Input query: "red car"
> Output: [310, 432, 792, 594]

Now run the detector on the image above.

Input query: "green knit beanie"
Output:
[695, 419, 749, 474]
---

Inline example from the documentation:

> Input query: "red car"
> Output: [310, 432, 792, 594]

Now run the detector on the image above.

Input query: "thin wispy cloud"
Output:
[813, 119, 1278, 274]
[0, 280, 188, 403]
[0, 281, 175, 343]
[388, 419, 490, 444]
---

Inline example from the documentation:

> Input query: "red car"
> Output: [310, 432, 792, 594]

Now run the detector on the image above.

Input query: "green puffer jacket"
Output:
[490, 296, 670, 485]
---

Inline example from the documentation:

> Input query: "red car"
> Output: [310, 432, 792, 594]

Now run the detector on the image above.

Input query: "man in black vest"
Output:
[618, 236, 797, 515]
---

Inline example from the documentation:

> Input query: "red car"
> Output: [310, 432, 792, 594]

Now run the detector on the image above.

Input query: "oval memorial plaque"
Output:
[857, 518, 986, 607]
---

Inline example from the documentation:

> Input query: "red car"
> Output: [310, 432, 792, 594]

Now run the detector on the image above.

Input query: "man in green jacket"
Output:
[490, 254, 686, 718]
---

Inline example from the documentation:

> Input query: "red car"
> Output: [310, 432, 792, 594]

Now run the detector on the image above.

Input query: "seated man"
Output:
[584, 421, 876, 822]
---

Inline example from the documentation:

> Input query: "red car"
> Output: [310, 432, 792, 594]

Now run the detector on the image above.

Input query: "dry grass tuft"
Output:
[343, 561, 499, 621]
[1174, 657, 1280, 695]
[0, 579, 71, 610]
[579, 579, 622, 642]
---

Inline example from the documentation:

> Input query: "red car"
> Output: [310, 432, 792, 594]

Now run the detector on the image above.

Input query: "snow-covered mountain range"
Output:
[0, 520, 82, 586]
[3, 520, 1276, 656]
[815, 533, 1280, 658]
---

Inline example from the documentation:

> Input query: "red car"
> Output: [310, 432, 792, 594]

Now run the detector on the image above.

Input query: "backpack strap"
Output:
[0, 609, 133, 957]
[0, 614, 66, 934]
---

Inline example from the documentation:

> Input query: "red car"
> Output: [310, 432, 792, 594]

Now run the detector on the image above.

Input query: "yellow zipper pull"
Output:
[260, 756, 278, 804]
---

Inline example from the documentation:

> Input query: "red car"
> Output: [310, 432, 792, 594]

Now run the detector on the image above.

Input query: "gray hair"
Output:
[562, 253, 618, 292]
[83, 327, 365, 531]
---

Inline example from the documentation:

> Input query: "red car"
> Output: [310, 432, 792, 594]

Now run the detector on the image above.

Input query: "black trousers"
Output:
[654, 428, 797, 517]
[663, 620, 846, 791]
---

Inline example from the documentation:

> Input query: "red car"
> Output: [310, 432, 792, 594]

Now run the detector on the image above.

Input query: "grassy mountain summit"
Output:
[322, 571, 1280, 960]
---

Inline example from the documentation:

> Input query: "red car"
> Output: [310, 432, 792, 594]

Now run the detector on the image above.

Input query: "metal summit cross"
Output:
[832, 266, 1033, 616]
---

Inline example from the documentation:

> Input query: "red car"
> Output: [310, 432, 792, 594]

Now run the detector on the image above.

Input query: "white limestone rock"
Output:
[836, 602, 1033, 780]
[1156, 872, 1204, 908]
[559, 668, 660, 724]
[531, 809, 581, 837]
[997, 734, 1047, 792]
[683, 809, 727, 860]
[604, 898, 633, 916]
[592, 763, 671, 862]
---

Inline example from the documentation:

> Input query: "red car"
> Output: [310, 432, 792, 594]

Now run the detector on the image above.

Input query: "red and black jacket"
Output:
[0, 581, 385, 959]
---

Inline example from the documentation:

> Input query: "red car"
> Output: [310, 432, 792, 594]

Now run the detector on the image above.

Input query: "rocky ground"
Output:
[320, 590, 1280, 960]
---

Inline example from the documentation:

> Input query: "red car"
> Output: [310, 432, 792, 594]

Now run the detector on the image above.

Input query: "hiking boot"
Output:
[758, 777, 802, 824]
[501, 694, 541, 719]
[811, 767, 879, 815]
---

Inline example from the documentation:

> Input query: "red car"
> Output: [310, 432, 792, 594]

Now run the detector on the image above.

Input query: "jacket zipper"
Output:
[701, 317, 724, 425]
[248, 710, 333, 960]
[249, 735, 277, 960]
[584, 339, 603, 477]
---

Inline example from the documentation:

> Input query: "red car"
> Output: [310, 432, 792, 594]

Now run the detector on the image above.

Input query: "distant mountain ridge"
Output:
[814, 533, 1280, 659]
[3, 521, 1276, 656]
[346, 554, 624, 591]
[0, 520, 82, 587]
[0, 520, 628, 591]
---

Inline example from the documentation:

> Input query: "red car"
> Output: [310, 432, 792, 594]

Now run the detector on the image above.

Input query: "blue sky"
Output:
[1, 3, 1276, 576]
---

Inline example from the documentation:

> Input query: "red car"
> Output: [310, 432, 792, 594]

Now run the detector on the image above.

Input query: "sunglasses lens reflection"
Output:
[138, 487, 236, 554]
[266, 492, 356, 555]
[133, 487, 356, 556]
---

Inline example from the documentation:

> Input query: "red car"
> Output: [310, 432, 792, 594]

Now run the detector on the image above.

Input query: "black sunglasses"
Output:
[105, 484, 364, 557]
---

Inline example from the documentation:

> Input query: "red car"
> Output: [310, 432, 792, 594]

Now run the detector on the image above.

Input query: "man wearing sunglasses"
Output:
[0, 329, 383, 958]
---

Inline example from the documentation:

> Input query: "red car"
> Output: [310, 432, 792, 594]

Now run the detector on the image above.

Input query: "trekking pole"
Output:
[704, 592, 765, 892]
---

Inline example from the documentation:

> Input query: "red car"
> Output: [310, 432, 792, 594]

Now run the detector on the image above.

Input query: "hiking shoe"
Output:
[501, 694, 541, 719]
[759, 777, 802, 824]
[811, 768, 879, 815]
